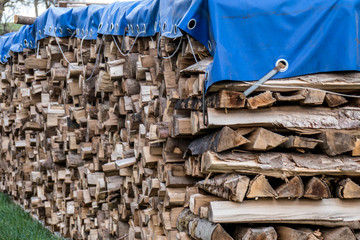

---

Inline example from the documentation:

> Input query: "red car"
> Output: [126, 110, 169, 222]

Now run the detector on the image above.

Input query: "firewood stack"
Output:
[1, 31, 360, 240]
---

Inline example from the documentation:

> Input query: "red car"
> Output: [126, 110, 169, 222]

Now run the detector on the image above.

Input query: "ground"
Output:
[0, 193, 61, 240]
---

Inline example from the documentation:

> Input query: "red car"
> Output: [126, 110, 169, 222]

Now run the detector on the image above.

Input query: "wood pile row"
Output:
[0, 32, 360, 240]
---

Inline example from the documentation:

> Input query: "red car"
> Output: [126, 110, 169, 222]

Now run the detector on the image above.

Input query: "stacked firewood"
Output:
[1, 29, 360, 240]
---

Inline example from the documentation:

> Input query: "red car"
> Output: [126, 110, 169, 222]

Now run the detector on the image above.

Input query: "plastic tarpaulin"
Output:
[0, 0, 360, 91]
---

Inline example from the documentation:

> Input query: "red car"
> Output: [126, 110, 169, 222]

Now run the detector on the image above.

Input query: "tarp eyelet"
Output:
[67, 28, 72, 34]
[49, 27, 52, 33]
[162, 22, 166, 32]
[98, 23, 103, 30]
[115, 24, 119, 32]
[38, 30, 41, 36]
[24, 39, 28, 47]
[174, 25, 178, 34]
[30, 41, 33, 47]
[58, 27, 63, 34]
[187, 19, 197, 30]
[276, 59, 289, 72]
[130, 24, 134, 33]
[110, 23, 114, 31]
[81, 29, 85, 35]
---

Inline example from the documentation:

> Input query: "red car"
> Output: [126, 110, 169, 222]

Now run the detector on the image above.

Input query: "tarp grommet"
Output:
[110, 23, 114, 31]
[162, 22, 166, 32]
[58, 27, 63, 34]
[49, 27, 52, 33]
[174, 24, 178, 34]
[98, 23, 103, 30]
[115, 24, 119, 32]
[276, 58, 289, 72]
[30, 41, 33, 47]
[187, 19, 197, 30]
[67, 28, 72, 34]
[136, 24, 140, 34]
[81, 29, 85, 36]
[24, 39, 28, 47]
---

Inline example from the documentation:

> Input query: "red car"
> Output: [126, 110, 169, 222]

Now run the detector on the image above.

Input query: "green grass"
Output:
[0, 193, 61, 240]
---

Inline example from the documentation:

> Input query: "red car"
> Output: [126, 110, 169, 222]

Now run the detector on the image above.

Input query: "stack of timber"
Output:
[1, 26, 360, 240]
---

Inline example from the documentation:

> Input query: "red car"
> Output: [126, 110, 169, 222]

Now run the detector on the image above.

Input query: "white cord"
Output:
[112, 31, 145, 57]
[242, 81, 360, 99]
[80, 35, 86, 65]
[55, 36, 76, 68]
[156, 32, 183, 59]
[112, 35, 128, 57]
[36, 41, 40, 58]
[186, 34, 198, 64]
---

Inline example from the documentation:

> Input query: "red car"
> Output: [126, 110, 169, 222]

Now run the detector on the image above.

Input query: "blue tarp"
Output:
[1, 0, 360, 90]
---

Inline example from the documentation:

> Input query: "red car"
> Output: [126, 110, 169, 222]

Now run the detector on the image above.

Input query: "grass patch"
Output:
[0, 193, 61, 240]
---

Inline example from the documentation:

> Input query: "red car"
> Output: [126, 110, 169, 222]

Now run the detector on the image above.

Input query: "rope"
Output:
[156, 33, 183, 59]
[80, 35, 86, 65]
[112, 30, 145, 57]
[86, 35, 104, 81]
[243, 81, 360, 99]
[112, 35, 128, 57]
[36, 41, 40, 58]
[55, 36, 76, 68]
[186, 34, 199, 64]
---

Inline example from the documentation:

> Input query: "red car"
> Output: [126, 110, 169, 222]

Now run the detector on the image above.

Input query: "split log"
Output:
[187, 126, 249, 155]
[300, 89, 326, 105]
[325, 93, 348, 107]
[304, 177, 331, 199]
[209, 199, 360, 228]
[246, 91, 276, 109]
[207, 90, 246, 109]
[337, 178, 360, 199]
[177, 209, 233, 240]
[319, 131, 356, 156]
[274, 90, 306, 102]
[276, 226, 319, 240]
[275, 176, 304, 199]
[196, 173, 250, 202]
[322, 227, 356, 240]
[280, 136, 322, 150]
[242, 128, 288, 151]
[232, 227, 277, 240]
[246, 175, 277, 199]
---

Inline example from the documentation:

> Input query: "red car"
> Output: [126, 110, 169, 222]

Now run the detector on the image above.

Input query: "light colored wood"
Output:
[201, 151, 360, 177]
[209, 199, 360, 228]
[207, 107, 360, 129]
